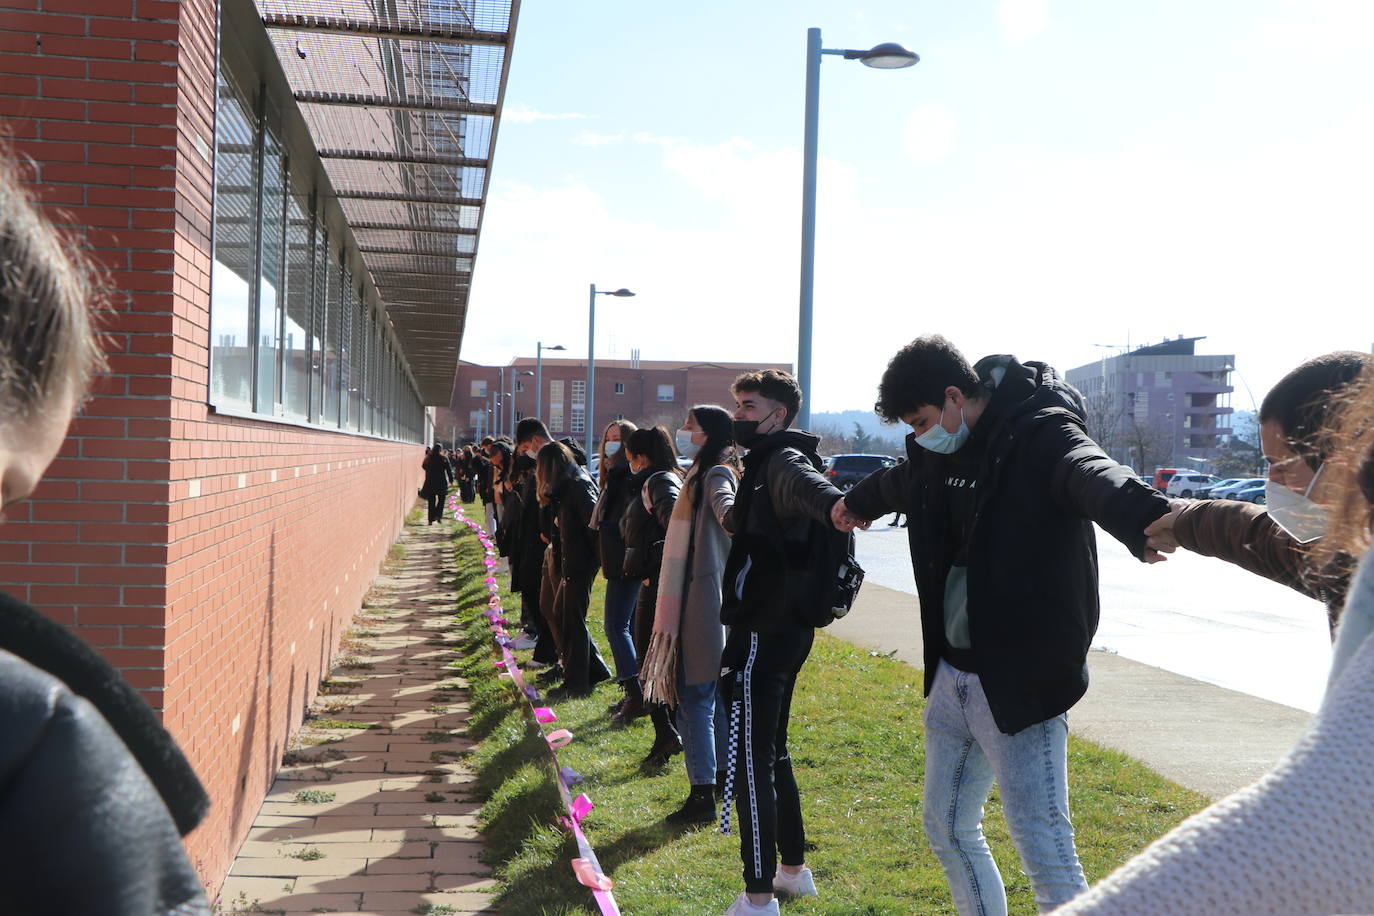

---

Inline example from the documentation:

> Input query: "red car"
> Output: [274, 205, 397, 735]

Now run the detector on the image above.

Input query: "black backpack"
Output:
[733, 455, 865, 628]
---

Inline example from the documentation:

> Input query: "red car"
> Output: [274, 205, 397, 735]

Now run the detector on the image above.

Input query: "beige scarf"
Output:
[640, 466, 698, 706]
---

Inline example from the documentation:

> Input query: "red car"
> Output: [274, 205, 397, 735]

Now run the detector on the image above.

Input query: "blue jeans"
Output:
[602, 577, 641, 682]
[677, 673, 727, 786]
[923, 660, 1088, 915]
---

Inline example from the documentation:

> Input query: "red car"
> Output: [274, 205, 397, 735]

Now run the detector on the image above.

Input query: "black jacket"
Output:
[554, 466, 600, 582]
[420, 452, 453, 498]
[596, 462, 637, 581]
[0, 592, 210, 915]
[619, 469, 682, 580]
[513, 464, 546, 597]
[720, 429, 843, 632]
[845, 355, 1170, 734]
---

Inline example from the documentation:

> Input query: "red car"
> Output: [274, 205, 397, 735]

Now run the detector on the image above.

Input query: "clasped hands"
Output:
[829, 495, 1190, 566]
[830, 497, 871, 533]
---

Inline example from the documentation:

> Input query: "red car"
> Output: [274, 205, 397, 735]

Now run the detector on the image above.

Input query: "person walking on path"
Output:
[615, 426, 685, 763]
[538, 439, 613, 697]
[1052, 369, 1374, 916]
[835, 335, 1171, 916]
[640, 405, 739, 824]
[1145, 350, 1374, 634]
[591, 420, 643, 719]
[421, 442, 454, 524]
[717, 370, 844, 916]
[0, 154, 211, 915]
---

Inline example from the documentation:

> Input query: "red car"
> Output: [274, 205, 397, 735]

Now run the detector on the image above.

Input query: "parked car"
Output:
[1210, 477, 1266, 500]
[1231, 483, 1266, 504]
[824, 454, 898, 491]
[1165, 473, 1221, 498]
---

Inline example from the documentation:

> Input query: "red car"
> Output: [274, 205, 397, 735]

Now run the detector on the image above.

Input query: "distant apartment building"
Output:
[1065, 337, 1234, 471]
[446, 358, 793, 442]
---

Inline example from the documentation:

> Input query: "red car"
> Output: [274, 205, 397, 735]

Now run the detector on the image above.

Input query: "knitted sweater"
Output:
[1053, 544, 1374, 915]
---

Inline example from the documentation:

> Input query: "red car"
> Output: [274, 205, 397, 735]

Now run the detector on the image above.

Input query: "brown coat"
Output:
[1175, 499, 1351, 633]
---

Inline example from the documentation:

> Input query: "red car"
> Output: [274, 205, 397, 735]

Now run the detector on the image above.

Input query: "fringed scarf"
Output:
[640, 465, 698, 706]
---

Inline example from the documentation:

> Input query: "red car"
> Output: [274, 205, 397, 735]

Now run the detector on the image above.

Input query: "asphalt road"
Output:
[850, 519, 1332, 712]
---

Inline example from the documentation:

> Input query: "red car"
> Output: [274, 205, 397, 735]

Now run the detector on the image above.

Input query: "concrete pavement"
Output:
[219, 520, 496, 915]
[829, 581, 1314, 799]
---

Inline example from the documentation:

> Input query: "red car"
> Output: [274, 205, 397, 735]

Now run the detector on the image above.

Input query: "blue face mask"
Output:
[915, 400, 969, 455]
[604, 441, 622, 456]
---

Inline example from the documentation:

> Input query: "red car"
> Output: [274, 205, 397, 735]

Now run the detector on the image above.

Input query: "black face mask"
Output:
[732, 419, 762, 447]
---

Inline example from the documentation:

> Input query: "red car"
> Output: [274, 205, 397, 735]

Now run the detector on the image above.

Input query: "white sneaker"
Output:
[509, 634, 537, 651]
[773, 866, 818, 897]
[721, 893, 779, 916]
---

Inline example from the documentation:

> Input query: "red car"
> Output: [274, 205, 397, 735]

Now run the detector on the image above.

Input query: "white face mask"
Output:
[915, 399, 970, 455]
[604, 441, 621, 456]
[1265, 464, 1328, 544]
[676, 430, 701, 460]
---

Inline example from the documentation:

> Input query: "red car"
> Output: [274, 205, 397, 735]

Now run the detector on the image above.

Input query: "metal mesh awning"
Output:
[256, 0, 519, 404]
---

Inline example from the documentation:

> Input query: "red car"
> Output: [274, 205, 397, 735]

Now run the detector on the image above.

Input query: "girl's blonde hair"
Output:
[0, 153, 105, 423]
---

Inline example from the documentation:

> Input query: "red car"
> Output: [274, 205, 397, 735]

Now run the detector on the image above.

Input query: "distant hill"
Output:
[811, 409, 906, 444]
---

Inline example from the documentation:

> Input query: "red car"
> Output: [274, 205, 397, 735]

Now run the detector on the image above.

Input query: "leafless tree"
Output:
[811, 420, 852, 456]
[1120, 414, 1175, 476]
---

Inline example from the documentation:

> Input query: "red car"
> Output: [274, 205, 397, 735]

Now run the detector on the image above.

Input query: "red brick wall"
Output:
[164, 423, 421, 890]
[0, 0, 427, 896]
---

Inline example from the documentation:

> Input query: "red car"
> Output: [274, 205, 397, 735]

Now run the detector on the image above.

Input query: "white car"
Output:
[1165, 473, 1220, 498]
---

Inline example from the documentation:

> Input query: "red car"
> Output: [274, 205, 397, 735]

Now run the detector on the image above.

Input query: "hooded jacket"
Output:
[0, 591, 211, 914]
[845, 355, 1170, 734]
[720, 428, 844, 633]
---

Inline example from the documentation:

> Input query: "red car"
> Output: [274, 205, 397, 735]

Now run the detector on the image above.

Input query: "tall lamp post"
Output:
[497, 366, 506, 437]
[586, 284, 636, 459]
[796, 28, 918, 431]
[535, 342, 565, 421]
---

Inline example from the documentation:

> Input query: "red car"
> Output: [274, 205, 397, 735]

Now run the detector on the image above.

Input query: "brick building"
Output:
[0, 0, 516, 895]
[448, 357, 795, 442]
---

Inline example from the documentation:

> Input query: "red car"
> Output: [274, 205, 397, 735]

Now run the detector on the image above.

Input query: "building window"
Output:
[549, 407, 565, 432]
[208, 35, 423, 441]
[515, 379, 524, 392]
[471, 379, 487, 398]
[571, 379, 586, 406]
[1155, 371, 1170, 386]
[282, 185, 312, 421]
[209, 67, 257, 413]
[614, 413, 625, 421]
[514, 411, 523, 422]
[614, 382, 625, 395]
[468, 410, 483, 429]
[657, 384, 675, 402]
[571, 410, 585, 435]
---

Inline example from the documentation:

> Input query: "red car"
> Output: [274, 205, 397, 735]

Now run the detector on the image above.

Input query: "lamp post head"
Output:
[608, 288, 635, 297]
[548, 344, 566, 351]
[855, 42, 919, 68]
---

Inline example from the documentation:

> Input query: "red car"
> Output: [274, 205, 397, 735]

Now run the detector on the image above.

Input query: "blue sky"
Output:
[463, 0, 1372, 415]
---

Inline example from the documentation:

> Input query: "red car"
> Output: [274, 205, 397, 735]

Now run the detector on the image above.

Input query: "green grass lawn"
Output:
[444, 513, 1207, 915]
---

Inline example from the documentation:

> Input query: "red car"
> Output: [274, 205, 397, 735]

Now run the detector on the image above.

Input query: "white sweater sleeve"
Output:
[1053, 547, 1374, 915]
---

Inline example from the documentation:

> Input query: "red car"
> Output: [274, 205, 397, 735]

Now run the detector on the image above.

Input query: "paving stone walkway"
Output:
[219, 518, 496, 915]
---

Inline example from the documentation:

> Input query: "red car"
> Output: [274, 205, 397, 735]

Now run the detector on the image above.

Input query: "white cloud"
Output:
[464, 101, 1374, 414]
[901, 105, 958, 165]
[998, 0, 1048, 44]
[572, 130, 626, 147]
[502, 104, 588, 124]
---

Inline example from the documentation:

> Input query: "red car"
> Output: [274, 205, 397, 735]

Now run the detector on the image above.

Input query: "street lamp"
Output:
[535, 342, 565, 421]
[587, 285, 636, 459]
[797, 28, 918, 431]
